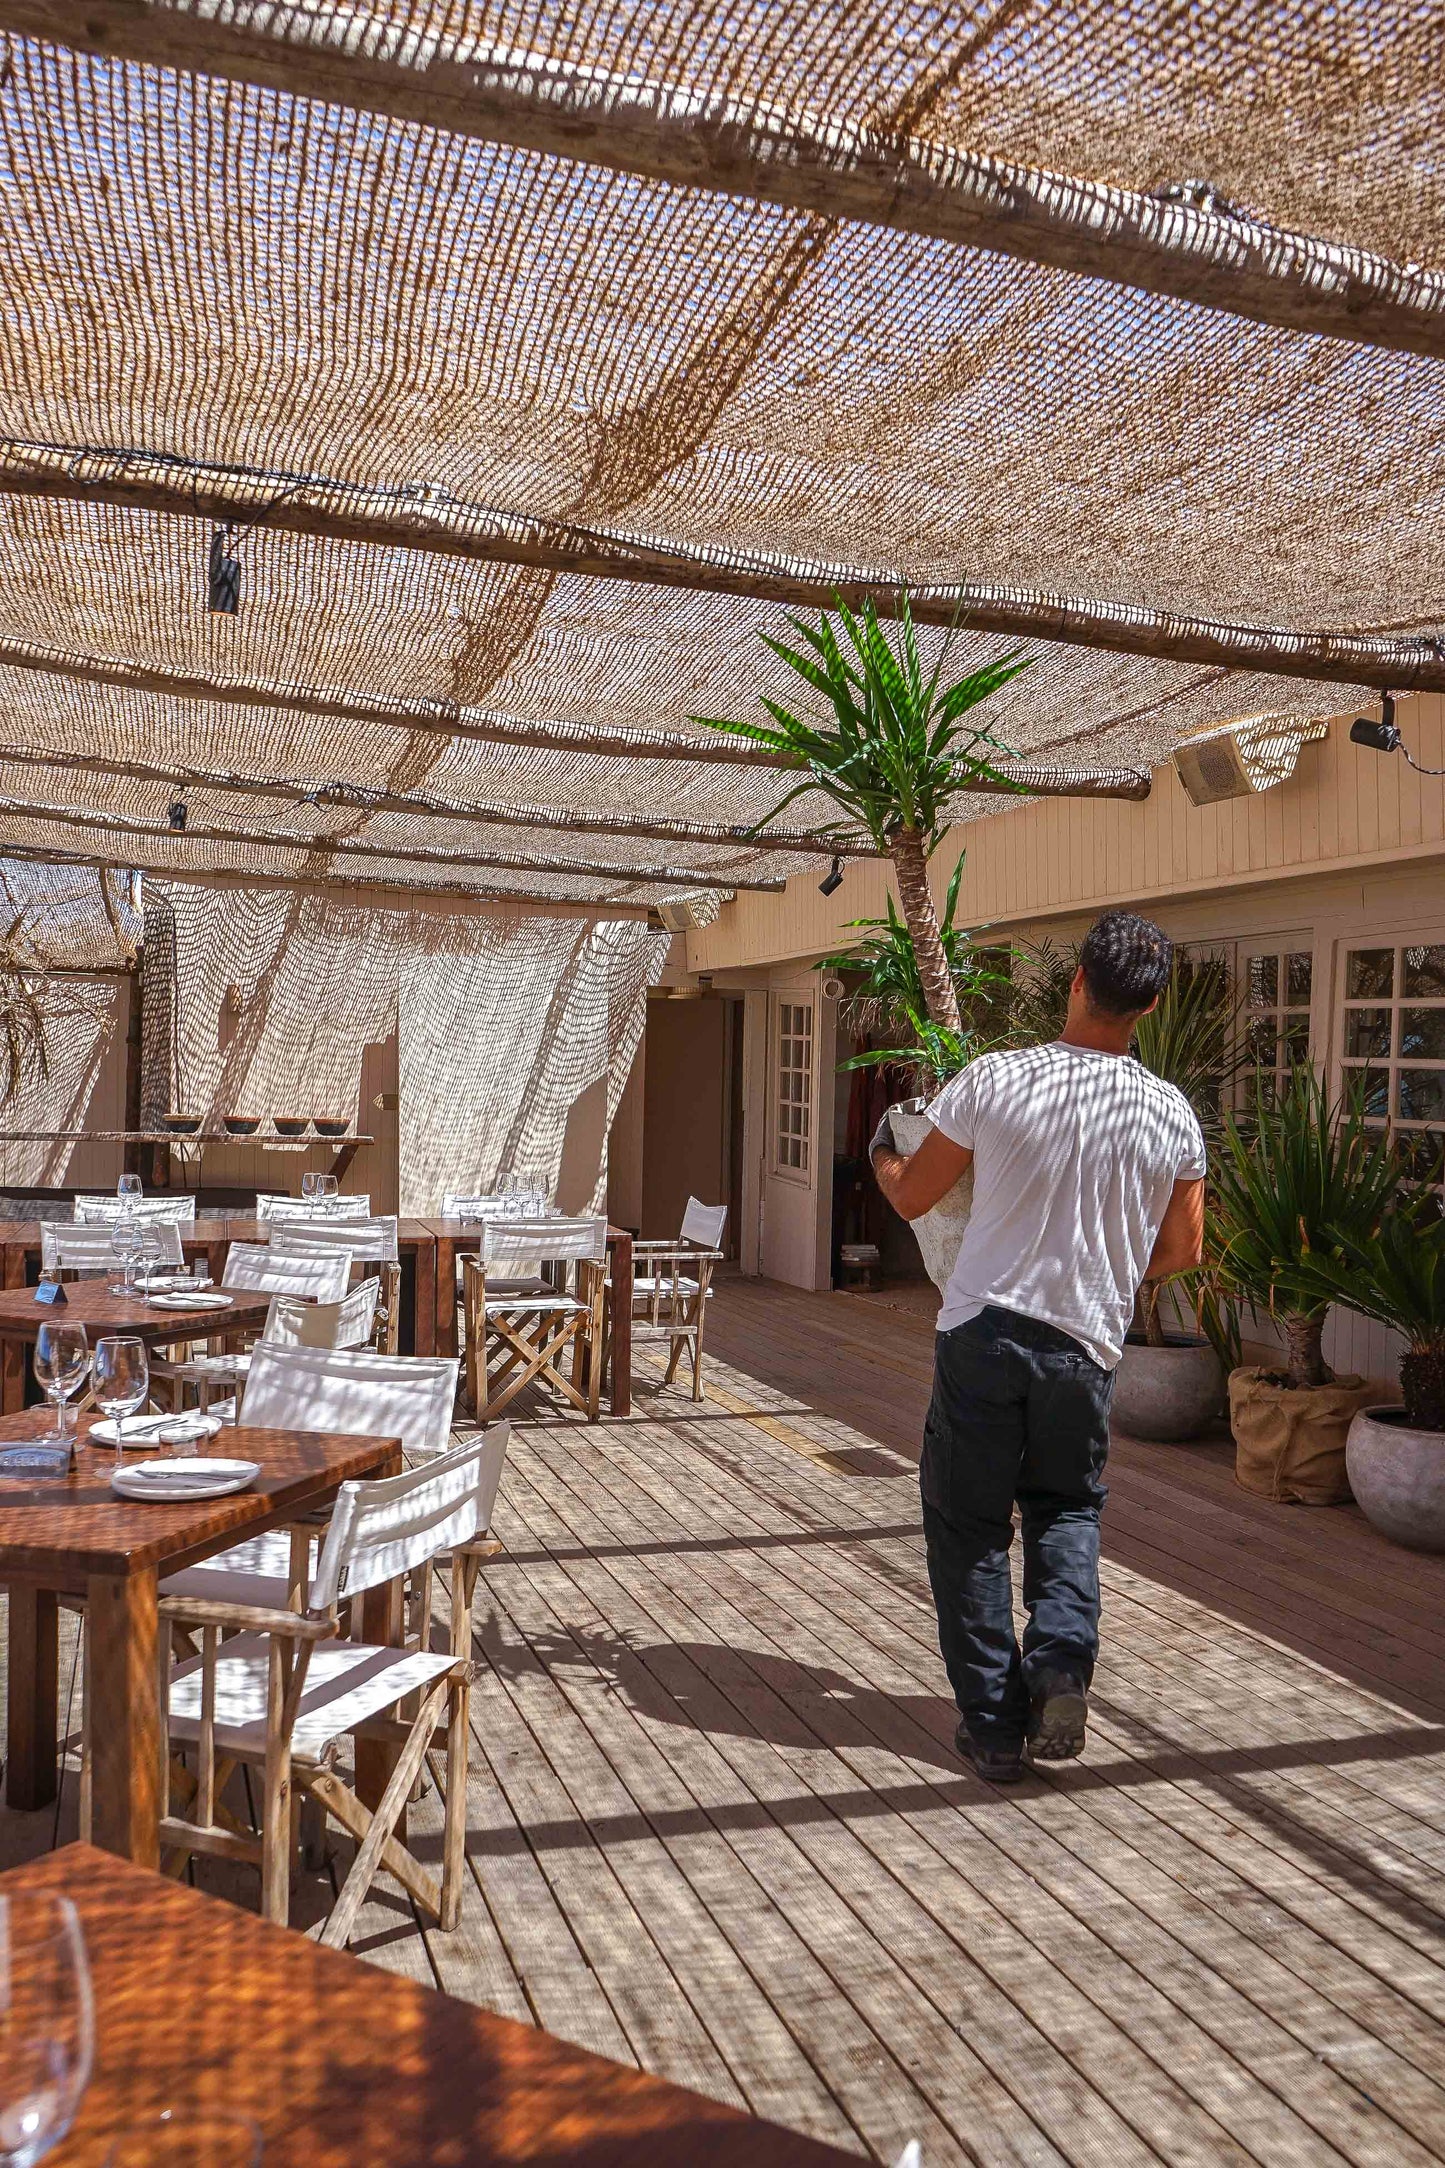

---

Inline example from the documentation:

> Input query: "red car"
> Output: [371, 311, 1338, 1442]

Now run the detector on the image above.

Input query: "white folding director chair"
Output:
[256, 1192, 372, 1221]
[41, 1220, 185, 1277]
[156, 1422, 507, 1942]
[626, 1197, 727, 1402]
[150, 1242, 351, 1414]
[271, 1217, 401, 1351]
[462, 1215, 607, 1422]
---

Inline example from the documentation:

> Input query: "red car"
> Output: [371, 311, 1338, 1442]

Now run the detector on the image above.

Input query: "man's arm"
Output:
[872, 1123, 974, 1222]
[1145, 1176, 1205, 1280]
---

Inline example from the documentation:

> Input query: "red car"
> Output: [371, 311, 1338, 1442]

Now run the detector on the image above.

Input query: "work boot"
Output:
[955, 1721, 1023, 1785]
[1026, 1672, 1089, 1762]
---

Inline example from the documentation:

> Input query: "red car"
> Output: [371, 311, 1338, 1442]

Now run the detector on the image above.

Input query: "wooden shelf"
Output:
[0, 1131, 374, 1149]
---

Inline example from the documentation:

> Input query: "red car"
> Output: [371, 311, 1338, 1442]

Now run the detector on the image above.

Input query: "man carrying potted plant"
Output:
[870, 910, 1206, 1783]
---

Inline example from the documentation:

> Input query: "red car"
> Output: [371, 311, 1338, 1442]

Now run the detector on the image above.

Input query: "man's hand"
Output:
[872, 1123, 974, 1222]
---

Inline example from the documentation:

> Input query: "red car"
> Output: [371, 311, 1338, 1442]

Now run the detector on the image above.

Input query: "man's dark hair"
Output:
[1078, 910, 1173, 1017]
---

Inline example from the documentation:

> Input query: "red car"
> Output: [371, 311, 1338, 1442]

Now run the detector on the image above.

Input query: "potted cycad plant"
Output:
[696, 594, 1030, 1288]
[1290, 1190, 1445, 1549]
[817, 857, 1012, 1285]
[1212, 1067, 1399, 1503]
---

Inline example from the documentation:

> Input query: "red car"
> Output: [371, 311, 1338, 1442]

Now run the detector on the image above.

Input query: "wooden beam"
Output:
[4, 1, 1444, 358]
[0, 736, 882, 860]
[2, 434, 1435, 699]
[0, 792, 782, 891]
[0, 618, 1154, 797]
[0, 838, 654, 919]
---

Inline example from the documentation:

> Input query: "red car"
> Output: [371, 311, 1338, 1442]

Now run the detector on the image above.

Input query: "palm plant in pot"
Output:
[1289, 1184, 1445, 1549]
[1211, 1066, 1400, 1504]
[696, 594, 1030, 1289]
[816, 856, 1014, 1285]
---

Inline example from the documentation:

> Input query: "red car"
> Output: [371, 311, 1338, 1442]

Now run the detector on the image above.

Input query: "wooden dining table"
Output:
[17, 1845, 856, 2167]
[0, 1408, 402, 1848]
[423, 1219, 635, 1417]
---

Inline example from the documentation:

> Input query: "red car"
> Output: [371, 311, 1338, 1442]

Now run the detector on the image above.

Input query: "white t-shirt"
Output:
[927, 1043, 1206, 1371]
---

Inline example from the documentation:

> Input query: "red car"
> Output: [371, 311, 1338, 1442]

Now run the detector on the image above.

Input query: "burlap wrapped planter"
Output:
[888, 1100, 973, 1294]
[1228, 1367, 1376, 1505]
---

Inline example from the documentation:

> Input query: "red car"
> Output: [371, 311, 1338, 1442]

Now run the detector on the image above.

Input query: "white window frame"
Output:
[1238, 935, 1315, 1097]
[1335, 932, 1445, 1175]
[771, 995, 814, 1182]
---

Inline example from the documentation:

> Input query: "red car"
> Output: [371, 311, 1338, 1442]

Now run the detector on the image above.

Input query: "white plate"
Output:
[111, 1456, 259, 1502]
[88, 1413, 223, 1449]
[144, 1291, 233, 1312]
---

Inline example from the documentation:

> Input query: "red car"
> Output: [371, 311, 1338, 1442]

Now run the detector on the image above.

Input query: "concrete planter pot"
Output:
[1112, 1333, 1223, 1443]
[1346, 1407, 1445, 1551]
[888, 1099, 972, 1294]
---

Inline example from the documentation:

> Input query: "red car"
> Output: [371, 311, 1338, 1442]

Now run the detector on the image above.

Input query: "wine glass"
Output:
[108, 1217, 143, 1299]
[319, 1174, 339, 1211]
[92, 1337, 149, 1460]
[133, 1224, 165, 1297]
[0, 1893, 94, 2166]
[116, 1172, 143, 1205]
[300, 1171, 321, 1213]
[32, 1325, 89, 1449]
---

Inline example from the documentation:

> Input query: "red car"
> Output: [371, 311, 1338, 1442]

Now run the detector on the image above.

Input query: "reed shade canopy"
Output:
[0, 3, 1435, 907]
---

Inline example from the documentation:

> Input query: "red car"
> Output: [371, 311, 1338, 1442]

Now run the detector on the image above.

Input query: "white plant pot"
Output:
[1112, 1334, 1222, 1443]
[1346, 1407, 1445, 1551]
[888, 1099, 972, 1294]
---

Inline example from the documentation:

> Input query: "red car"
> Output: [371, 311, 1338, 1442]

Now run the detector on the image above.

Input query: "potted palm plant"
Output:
[1212, 1067, 1399, 1503]
[817, 857, 1013, 1285]
[696, 594, 1030, 1287]
[1289, 1190, 1445, 1548]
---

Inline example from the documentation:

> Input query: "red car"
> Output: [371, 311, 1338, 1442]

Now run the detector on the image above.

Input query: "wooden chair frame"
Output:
[462, 1223, 606, 1423]
[625, 1243, 722, 1401]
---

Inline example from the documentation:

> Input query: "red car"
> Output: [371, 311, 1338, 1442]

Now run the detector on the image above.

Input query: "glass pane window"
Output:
[775, 1000, 813, 1174]
[1341, 943, 1445, 1180]
[1241, 946, 1312, 1097]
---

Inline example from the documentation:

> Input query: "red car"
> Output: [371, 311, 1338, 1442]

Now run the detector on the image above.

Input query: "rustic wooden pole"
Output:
[0, 792, 784, 891]
[0, 623, 1153, 795]
[0, 737, 883, 858]
[0, 838, 655, 918]
[2, 1, 1442, 357]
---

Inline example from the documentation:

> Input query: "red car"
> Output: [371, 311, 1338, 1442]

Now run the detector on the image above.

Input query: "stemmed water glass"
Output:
[0, 1892, 94, 2166]
[32, 1325, 89, 1450]
[319, 1174, 339, 1212]
[116, 1172, 143, 1205]
[300, 1171, 321, 1213]
[108, 1216, 143, 1299]
[92, 1336, 149, 1460]
[133, 1223, 165, 1297]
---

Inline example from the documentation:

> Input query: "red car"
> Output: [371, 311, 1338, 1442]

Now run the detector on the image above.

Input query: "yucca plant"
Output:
[1211, 1066, 1402, 1389]
[817, 855, 1012, 1093]
[1289, 1182, 1445, 1430]
[694, 594, 1029, 1033]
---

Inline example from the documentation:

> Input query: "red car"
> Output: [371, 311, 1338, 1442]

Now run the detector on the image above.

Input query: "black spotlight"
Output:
[1350, 693, 1400, 755]
[818, 855, 844, 897]
[208, 527, 241, 614]
[167, 796, 188, 832]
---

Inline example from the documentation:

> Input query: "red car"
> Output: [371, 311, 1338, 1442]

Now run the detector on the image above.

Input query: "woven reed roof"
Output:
[0, 3, 1437, 905]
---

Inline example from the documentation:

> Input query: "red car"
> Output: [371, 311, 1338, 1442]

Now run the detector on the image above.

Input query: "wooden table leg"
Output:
[411, 1239, 436, 1359]
[86, 1569, 160, 1867]
[434, 1237, 458, 1359]
[2, 1242, 28, 1414]
[610, 1231, 633, 1419]
[6, 1585, 58, 1809]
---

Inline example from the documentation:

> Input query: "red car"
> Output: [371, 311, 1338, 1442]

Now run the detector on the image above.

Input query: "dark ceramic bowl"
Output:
[222, 1116, 262, 1136]
[272, 1117, 310, 1138]
[162, 1113, 203, 1135]
[312, 1118, 350, 1137]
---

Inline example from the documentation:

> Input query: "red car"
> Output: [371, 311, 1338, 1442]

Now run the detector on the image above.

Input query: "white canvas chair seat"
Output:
[74, 1194, 197, 1224]
[168, 1634, 458, 1763]
[153, 1424, 507, 1944]
[463, 1215, 607, 1422]
[631, 1274, 712, 1299]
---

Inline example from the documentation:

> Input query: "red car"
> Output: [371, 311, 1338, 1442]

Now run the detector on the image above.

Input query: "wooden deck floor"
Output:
[7, 1277, 1445, 2165]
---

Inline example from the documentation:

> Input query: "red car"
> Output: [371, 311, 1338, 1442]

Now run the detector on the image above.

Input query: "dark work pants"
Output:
[921, 1305, 1114, 1747]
